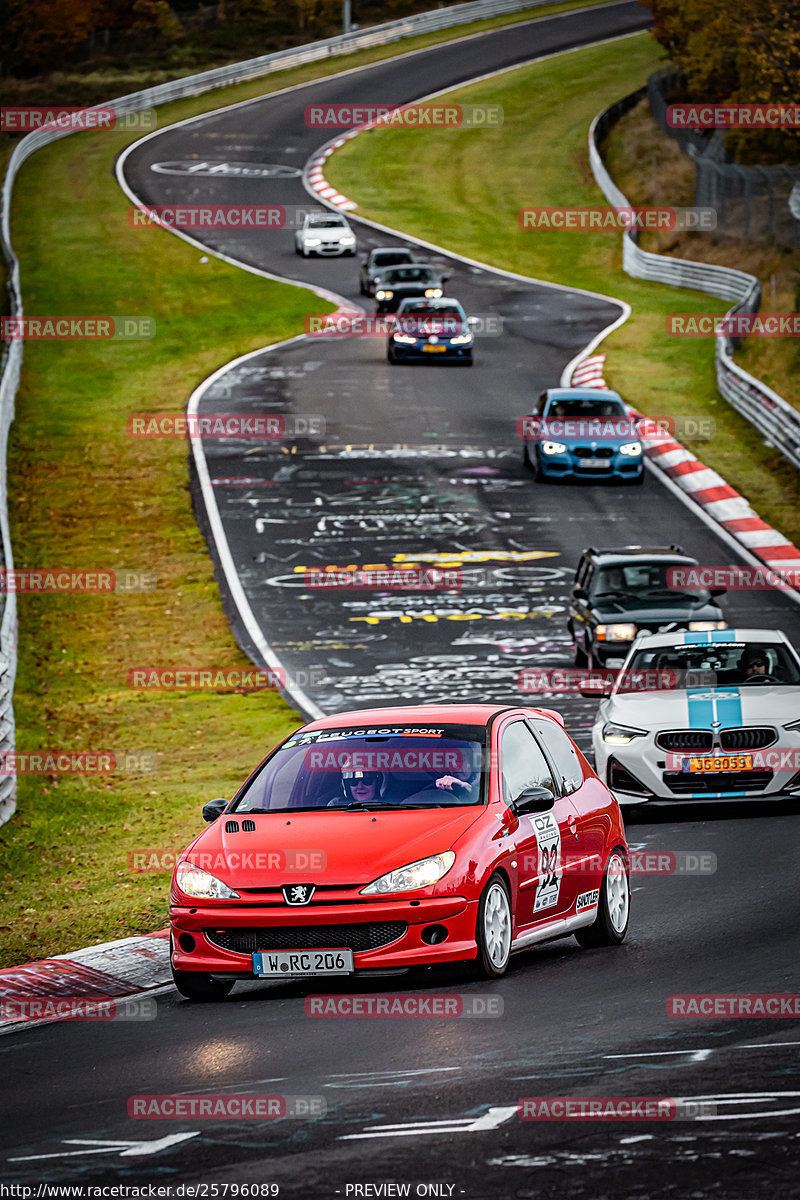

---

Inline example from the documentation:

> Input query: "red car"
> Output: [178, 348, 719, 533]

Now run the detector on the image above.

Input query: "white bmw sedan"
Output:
[590, 628, 800, 805]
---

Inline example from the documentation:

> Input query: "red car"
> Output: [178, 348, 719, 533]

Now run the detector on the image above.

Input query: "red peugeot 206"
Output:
[170, 705, 630, 999]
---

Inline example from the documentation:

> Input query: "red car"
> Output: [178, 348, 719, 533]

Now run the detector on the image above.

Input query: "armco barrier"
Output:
[0, 0, 549, 828]
[587, 90, 800, 473]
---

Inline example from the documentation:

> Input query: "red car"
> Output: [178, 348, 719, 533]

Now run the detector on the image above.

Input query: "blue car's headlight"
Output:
[392, 334, 417, 345]
[450, 333, 473, 345]
[619, 442, 643, 457]
[541, 441, 567, 455]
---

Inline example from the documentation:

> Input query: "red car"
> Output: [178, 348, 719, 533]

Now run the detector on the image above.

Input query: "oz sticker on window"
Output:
[531, 810, 561, 913]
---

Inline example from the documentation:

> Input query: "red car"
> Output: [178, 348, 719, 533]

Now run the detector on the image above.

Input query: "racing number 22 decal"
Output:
[530, 811, 562, 913]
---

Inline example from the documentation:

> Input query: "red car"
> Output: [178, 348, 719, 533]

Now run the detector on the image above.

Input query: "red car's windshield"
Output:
[233, 724, 487, 812]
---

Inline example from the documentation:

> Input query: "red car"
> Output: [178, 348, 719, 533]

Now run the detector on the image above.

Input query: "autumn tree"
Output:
[643, 0, 800, 162]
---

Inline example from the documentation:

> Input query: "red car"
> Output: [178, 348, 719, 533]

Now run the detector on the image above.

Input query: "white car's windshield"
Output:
[623, 641, 800, 686]
[233, 724, 487, 812]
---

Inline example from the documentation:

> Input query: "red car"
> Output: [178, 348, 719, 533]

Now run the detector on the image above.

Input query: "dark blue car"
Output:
[522, 387, 644, 484]
[387, 298, 473, 365]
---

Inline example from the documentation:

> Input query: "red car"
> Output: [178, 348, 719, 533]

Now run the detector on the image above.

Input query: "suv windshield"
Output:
[309, 218, 346, 228]
[592, 561, 711, 603]
[623, 641, 800, 687]
[233, 724, 487, 812]
[372, 251, 414, 267]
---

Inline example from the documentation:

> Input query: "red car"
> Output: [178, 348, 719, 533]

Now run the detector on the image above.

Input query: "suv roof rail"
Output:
[587, 544, 688, 557]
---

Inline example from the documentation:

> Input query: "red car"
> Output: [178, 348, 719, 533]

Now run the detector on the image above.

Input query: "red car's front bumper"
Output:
[170, 896, 478, 975]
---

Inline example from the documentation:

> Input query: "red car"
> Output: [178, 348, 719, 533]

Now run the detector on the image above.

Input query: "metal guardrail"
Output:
[588, 91, 800, 473]
[0, 0, 550, 827]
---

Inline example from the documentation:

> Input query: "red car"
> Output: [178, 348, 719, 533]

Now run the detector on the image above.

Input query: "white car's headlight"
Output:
[602, 722, 648, 745]
[361, 851, 455, 895]
[450, 333, 473, 345]
[340, 235, 356, 245]
[541, 441, 567, 455]
[392, 333, 417, 345]
[597, 623, 637, 641]
[688, 621, 728, 632]
[619, 442, 642, 456]
[304, 237, 322, 246]
[424, 288, 443, 297]
[376, 290, 393, 300]
[175, 860, 239, 900]
[784, 718, 800, 731]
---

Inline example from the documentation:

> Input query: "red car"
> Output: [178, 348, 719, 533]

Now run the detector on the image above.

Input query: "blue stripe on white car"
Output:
[686, 685, 746, 798]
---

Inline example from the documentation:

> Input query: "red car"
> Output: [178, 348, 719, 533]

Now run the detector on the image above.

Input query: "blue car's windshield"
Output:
[544, 398, 626, 418]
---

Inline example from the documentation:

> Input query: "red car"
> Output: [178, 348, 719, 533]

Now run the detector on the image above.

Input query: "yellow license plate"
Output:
[423, 344, 447, 352]
[686, 754, 754, 773]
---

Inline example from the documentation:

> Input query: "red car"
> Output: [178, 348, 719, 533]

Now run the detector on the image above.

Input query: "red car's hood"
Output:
[184, 807, 485, 887]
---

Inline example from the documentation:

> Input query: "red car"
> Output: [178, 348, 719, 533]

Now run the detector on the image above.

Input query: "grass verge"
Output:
[4, 0, 622, 967]
[325, 31, 800, 544]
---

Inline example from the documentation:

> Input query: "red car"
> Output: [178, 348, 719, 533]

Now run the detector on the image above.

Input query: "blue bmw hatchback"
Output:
[522, 388, 644, 484]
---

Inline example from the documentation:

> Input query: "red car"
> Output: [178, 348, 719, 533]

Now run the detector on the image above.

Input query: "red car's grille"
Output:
[205, 922, 408, 955]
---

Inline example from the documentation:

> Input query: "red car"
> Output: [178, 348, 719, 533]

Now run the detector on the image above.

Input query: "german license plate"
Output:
[253, 949, 354, 977]
[581, 459, 611, 469]
[683, 754, 754, 773]
[423, 344, 447, 352]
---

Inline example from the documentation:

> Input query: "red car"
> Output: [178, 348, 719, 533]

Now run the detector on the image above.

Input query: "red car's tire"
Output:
[575, 848, 630, 948]
[475, 872, 513, 978]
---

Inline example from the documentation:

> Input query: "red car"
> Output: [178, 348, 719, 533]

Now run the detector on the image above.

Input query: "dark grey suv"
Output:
[568, 545, 728, 667]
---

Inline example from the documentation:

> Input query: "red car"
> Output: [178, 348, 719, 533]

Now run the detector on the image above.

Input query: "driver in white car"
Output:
[739, 648, 769, 681]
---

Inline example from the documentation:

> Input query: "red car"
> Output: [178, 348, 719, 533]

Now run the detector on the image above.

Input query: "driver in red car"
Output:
[327, 769, 387, 806]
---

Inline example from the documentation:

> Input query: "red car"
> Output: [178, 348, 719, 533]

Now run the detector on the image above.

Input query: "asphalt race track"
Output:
[4, 4, 800, 1198]
[118, 0, 800, 742]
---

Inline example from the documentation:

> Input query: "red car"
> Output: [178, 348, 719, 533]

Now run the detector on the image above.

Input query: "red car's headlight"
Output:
[360, 851, 456, 896]
[175, 860, 239, 900]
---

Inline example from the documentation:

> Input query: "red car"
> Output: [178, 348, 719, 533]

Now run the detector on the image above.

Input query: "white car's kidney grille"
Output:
[719, 727, 777, 750]
[656, 730, 713, 751]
